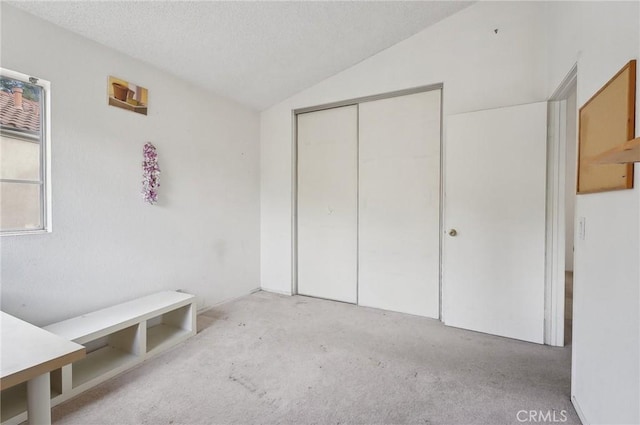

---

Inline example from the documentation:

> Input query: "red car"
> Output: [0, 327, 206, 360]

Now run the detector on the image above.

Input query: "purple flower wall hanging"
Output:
[142, 142, 160, 204]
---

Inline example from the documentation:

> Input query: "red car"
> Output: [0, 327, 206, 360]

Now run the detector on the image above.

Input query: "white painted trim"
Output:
[43, 75, 52, 234]
[551, 64, 578, 101]
[195, 287, 269, 315]
[571, 395, 589, 425]
[356, 103, 360, 306]
[260, 287, 293, 296]
[293, 83, 443, 115]
[436, 87, 445, 321]
[291, 109, 298, 296]
[545, 100, 566, 346]
[544, 65, 577, 347]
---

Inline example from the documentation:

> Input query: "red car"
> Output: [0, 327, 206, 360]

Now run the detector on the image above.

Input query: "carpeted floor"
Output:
[51, 291, 579, 425]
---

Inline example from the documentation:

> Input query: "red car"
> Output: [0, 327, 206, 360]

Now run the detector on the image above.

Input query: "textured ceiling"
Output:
[8, 1, 473, 110]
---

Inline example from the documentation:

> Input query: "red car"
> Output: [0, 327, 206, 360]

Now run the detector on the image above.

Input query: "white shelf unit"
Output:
[0, 380, 63, 424]
[0, 291, 196, 425]
[146, 304, 194, 355]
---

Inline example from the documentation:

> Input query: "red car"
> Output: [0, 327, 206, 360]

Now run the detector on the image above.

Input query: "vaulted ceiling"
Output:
[9, 1, 473, 110]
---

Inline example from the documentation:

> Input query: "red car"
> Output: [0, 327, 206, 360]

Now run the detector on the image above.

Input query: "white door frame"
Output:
[545, 64, 577, 346]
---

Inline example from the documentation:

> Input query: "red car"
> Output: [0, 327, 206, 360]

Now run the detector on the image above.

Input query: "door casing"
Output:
[546, 64, 578, 347]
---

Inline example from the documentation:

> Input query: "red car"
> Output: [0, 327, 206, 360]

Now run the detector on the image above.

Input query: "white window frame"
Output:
[0, 68, 52, 236]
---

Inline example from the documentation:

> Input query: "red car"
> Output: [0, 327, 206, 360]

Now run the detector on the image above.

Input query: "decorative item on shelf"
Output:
[142, 142, 160, 204]
[108, 76, 148, 115]
[112, 82, 128, 101]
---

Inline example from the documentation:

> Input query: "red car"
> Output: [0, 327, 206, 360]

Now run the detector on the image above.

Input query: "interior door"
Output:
[297, 105, 358, 303]
[358, 90, 441, 318]
[443, 102, 547, 343]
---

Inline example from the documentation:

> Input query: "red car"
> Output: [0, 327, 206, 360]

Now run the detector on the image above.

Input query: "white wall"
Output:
[260, 1, 548, 294]
[546, 2, 640, 424]
[0, 5, 261, 326]
[260, 2, 639, 422]
[565, 87, 577, 272]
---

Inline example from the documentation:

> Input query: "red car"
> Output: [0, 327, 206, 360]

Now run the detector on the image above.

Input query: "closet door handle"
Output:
[448, 229, 458, 237]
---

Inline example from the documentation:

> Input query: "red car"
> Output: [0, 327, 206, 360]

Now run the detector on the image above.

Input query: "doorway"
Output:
[563, 85, 577, 345]
[545, 65, 578, 347]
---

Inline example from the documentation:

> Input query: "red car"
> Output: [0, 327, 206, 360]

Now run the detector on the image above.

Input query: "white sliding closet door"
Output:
[297, 105, 358, 303]
[358, 90, 441, 318]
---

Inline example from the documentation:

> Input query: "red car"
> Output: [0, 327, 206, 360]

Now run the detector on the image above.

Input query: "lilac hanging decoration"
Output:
[141, 142, 160, 204]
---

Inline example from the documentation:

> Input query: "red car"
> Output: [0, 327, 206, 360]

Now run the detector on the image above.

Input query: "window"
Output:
[0, 69, 51, 234]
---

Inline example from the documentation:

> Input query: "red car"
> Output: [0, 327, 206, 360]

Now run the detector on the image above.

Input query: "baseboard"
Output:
[196, 287, 292, 316]
[196, 287, 262, 315]
[571, 395, 588, 425]
[260, 287, 293, 296]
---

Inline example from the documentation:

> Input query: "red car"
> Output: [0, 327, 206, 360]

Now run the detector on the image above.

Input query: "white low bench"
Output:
[0, 291, 196, 425]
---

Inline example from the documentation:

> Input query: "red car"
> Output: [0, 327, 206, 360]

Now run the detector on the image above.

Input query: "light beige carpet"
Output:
[51, 291, 579, 425]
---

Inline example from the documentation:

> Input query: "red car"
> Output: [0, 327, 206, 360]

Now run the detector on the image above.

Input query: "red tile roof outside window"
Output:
[0, 90, 41, 134]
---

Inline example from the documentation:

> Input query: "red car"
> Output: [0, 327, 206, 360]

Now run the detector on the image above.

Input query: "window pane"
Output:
[0, 76, 42, 134]
[0, 135, 40, 181]
[0, 182, 42, 231]
[0, 70, 48, 234]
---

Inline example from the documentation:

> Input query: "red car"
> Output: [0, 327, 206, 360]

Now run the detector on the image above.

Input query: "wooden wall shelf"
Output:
[577, 60, 635, 192]
[590, 137, 640, 164]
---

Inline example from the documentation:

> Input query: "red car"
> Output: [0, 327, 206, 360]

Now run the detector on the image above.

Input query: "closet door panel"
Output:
[297, 105, 358, 303]
[358, 90, 441, 317]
